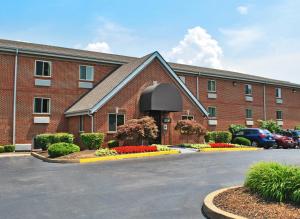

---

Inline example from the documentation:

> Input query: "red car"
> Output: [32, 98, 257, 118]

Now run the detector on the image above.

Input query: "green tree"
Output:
[257, 120, 281, 133]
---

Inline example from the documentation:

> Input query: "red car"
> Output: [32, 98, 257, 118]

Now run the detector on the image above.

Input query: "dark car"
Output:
[280, 130, 300, 147]
[273, 134, 296, 149]
[233, 128, 276, 149]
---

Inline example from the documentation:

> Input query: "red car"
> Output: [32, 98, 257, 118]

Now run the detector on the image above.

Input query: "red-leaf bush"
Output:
[209, 143, 235, 148]
[175, 119, 207, 143]
[114, 146, 157, 154]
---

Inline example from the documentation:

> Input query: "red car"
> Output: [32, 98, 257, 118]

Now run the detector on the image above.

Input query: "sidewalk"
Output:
[0, 153, 31, 158]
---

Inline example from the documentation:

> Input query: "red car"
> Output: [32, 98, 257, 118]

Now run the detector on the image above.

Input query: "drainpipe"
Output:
[263, 84, 267, 120]
[196, 72, 200, 99]
[12, 49, 19, 145]
[88, 112, 94, 132]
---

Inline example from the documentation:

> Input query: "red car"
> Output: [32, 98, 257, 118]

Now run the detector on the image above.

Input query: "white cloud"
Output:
[85, 41, 111, 53]
[237, 6, 248, 15]
[166, 26, 223, 68]
[220, 27, 263, 51]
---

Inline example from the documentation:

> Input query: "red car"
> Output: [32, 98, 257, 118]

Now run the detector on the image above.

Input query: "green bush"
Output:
[4, 145, 15, 152]
[245, 162, 300, 204]
[156, 145, 171, 151]
[257, 120, 282, 133]
[80, 133, 105, 150]
[295, 125, 300, 130]
[108, 140, 119, 148]
[48, 143, 80, 158]
[0, 146, 4, 153]
[205, 131, 232, 143]
[95, 148, 117, 156]
[232, 137, 251, 146]
[35, 133, 74, 150]
[229, 124, 246, 134]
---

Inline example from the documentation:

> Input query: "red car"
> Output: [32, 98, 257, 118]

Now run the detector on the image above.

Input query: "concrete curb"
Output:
[0, 153, 31, 158]
[200, 148, 263, 153]
[202, 186, 247, 219]
[31, 150, 180, 164]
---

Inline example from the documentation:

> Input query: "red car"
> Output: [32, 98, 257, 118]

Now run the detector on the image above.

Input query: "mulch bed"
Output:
[36, 150, 97, 159]
[214, 187, 300, 219]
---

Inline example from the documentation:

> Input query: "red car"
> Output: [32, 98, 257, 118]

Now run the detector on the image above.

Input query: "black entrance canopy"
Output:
[140, 83, 183, 112]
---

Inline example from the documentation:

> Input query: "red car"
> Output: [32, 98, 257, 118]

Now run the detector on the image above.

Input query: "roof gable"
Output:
[65, 51, 209, 117]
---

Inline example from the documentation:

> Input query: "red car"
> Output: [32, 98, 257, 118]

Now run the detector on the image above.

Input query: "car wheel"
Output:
[251, 141, 259, 147]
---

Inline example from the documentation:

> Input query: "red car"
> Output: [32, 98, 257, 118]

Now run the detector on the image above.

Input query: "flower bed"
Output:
[114, 146, 157, 154]
[209, 143, 235, 148]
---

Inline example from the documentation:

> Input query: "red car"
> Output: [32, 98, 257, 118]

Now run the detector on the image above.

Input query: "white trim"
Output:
[34, 60, 52, 77]
[79, 65, 94, 81]
[33, 97, 51, 114]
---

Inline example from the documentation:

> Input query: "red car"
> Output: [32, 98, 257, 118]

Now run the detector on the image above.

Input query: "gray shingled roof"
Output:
[0, 39, 299, 88]
[65, 53, 154, 115]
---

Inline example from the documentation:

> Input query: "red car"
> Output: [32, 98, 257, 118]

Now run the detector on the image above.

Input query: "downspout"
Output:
[12, 49, 19, 145]
[196, 73, 199, 99]
[88, 112, 94, 132]
[263, 84, 267, 120]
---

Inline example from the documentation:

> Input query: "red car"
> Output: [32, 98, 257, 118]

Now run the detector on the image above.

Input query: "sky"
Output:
[0, 0, 300, 83]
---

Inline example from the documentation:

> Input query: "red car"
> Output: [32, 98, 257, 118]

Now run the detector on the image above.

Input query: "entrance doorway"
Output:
[148, 111, 161, 144]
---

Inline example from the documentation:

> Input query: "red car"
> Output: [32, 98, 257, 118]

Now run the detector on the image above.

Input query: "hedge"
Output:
[35, 133, 74, 150]
[205, 131, 232, 143]
[4, 145, 15, 152]
[232, 137, 251, 146]
[80, 133, 105, 150]
[0, 146, 4, 153]
[48, 142, 80, 158]
[108, 140, 119, 148]
[245, 162, 300, 204]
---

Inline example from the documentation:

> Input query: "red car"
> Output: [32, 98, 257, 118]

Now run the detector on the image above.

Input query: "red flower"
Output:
[209, 143, 235, 148]
[114, 146, 158, 154]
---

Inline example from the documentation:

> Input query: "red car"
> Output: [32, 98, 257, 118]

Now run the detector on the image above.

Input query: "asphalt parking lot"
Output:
[1, 150, 300, 219]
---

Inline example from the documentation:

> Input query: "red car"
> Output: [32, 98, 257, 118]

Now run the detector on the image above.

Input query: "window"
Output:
[245, 84, 252, 95]
[79, 65, 94, 81]
[34, 97, 50, 114]
[246, 109, 253, 119]
[208, 80, 216, 92]
[276, 88, 282, 98]
[108, 113, 125, 132]
[181, 115, 194, 120]
[35, 60, 51, 77]
[178, 76, 185, 84]
[276, 110, 283, 120]
[208, 107, 217, 118]
[79, 116, 84, 132]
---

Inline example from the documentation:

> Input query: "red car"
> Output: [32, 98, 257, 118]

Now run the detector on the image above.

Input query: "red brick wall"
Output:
[91, 58, 206, 145]
[0, 52, 119, 145]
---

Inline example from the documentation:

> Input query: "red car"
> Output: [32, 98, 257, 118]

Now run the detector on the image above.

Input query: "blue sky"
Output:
[1, 0, 300, 82]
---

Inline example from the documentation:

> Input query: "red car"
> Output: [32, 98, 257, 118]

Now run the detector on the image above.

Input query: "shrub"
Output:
[232, 137, 251, 146]
[229, 124, 246, 135]
[295, 125, 300, 130]
[95, 148, 117, 156]
[114, 146, 157, 154]
[48, 143, 80, 158]
[80, 133, 105, 150]
[108, 140, 119, 148]
[184, 144, 210, 149]
[0, 146, 4, 153]
[156, 145, 171, 151]
[4, 145, 15, 152]
[175, 120, 207, 143]
[257, 120, 282, 133]
[205, 131, 232, 143]
[35, 133, 74, 150]
[245, 162, 300, 204]
[116, 116, 158, 144]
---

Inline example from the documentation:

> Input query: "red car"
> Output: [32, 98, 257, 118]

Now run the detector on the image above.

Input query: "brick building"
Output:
[1, 39, 300, 149]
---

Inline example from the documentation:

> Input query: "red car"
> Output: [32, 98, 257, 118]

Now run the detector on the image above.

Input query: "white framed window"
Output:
[208, 106, 217, 118]
[33, 97, 50, 114]
[79, 65, 94, 81]
[178, 76, 186, 84]
[276, 110, 283, 120]
[276, 88, 282, 98]
[108, 113, 125, 132]
[245, 84, 252, 95]
[246, 109, 253, 119]
[79, 115, 84, 132]
[208, 80, 216, 92]
[35, 60, 51, 77]
[181, 115, 194, 120]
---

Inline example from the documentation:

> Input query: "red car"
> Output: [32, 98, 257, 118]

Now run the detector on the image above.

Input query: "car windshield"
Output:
[263, 130, 271, 135]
